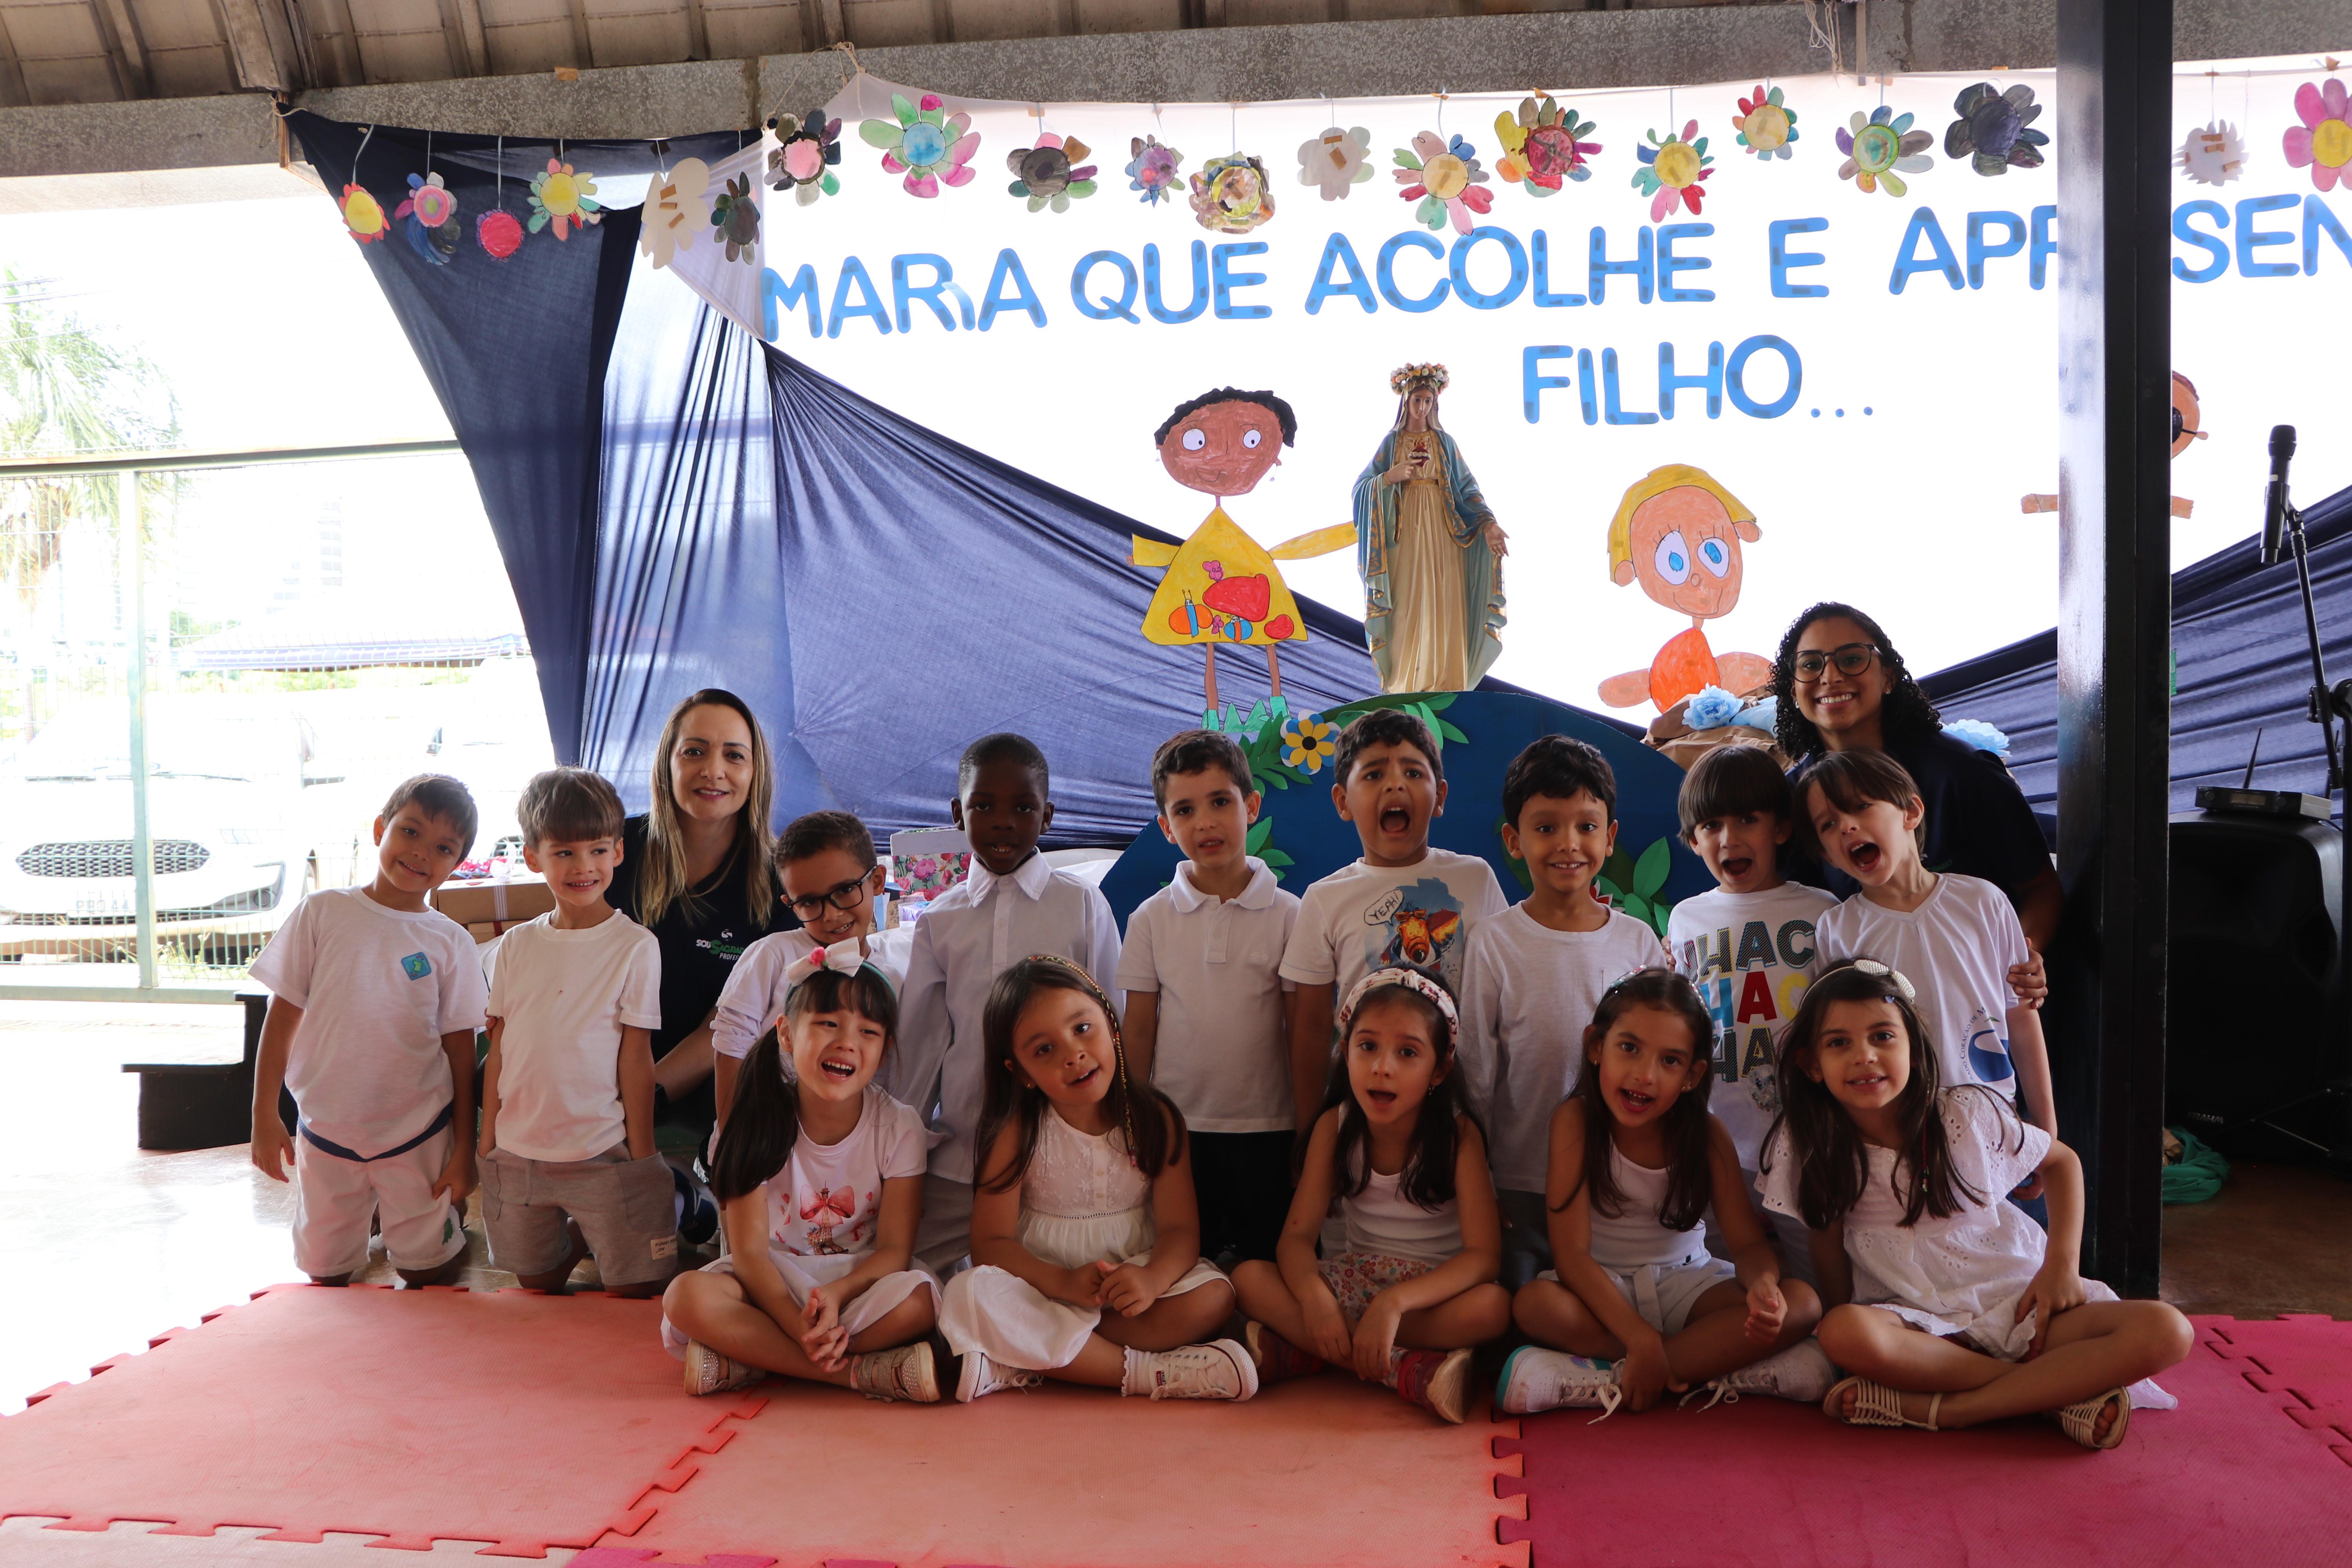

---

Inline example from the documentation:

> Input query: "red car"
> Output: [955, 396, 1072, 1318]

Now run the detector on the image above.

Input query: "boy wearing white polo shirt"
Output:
[1117, 730, 1301, 1265]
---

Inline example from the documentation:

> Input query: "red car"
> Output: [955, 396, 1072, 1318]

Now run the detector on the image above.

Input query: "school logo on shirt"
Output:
[1681, 917, 1817, 1088]
[1363, 879, 1468, 982]
[400, 952, 433, 981]
[1964, 1007, 2014, 1083]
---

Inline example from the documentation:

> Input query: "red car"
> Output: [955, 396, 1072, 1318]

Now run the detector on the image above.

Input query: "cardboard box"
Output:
[432, 878, 554, 940]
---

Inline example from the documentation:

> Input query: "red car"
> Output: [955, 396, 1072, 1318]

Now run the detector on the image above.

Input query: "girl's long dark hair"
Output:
[1771, 601, 1944, 760]
[1553, 967, 1719, 1232]
[1325, 973, 1472, 1212]
[1764, 960, 2005, 1229]
[708, 965, 899, 1202]
[974, 957, 1183, 1195]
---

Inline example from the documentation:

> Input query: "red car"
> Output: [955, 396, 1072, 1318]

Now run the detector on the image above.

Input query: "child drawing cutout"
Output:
[1599, 465, 1770, 713]
[2025, 370, 2205, 519]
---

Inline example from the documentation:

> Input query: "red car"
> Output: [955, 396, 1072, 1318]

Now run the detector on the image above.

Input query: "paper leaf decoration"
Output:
[1944, 82, 2048, 176]
[1632, 120, 1712, 220]
[2176, 120, 2247, 186]
[1731, 84, 1799, 160]
[2285, 79, 2352, 192]
[1140, 508, 1307, 648]
[1296, 125, 1375, 201]
[392, 171, 459, 264]
[477, 209, 524, 260]
[1006, 133, 1099, 213]
[1127, 135, 1185, 205]
[640, 158, 711, 269]
[1836, 105, 1933, 197]
[859, 92, 980, 198]
[1392, 131, 1494, 234]
[528, 159, 602, 238]
[339, 183, 389, 244]
[1493, 97, 1600, 196]
[710, 174, 760, 263]
[768, 109, 844, 206]
[1189, 151, 1276, 232]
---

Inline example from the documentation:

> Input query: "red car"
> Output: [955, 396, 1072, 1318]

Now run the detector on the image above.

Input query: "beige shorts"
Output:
[1540, 1255, 1739, 1336]
[479, 1143, 680, 1288]
[292, 1123, 465, 1279]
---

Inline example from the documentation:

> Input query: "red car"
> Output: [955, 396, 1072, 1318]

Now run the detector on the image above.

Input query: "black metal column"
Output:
[2053, 0, 2172, 1295]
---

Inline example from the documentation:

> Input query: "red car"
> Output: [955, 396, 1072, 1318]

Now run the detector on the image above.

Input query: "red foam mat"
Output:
[1499, 1316, 2352, 1568]
[0, 1285, 762, 1556]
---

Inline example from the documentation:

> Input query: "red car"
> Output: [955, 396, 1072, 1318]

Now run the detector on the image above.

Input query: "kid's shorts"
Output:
[479, 1143, 680, 1287]
[292, 1124, 466, 1279]
[1539, 1255, 1739, 1336]
[1318, 1251, 1437, 1321]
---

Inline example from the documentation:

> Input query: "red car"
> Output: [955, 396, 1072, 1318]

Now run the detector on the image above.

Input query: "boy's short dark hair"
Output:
[380, 774, 479, 859]
[958, 732, 1049, 798]
[776, 809, 878, 871]
[1334, 708, 1443, 787]
[1677, 744, 1794, 838]
[1150, 729, 1253, 809]
[1502, 735, 1616, 826]
[515, 767, 626, 848]
[1791, 748, 1924, 855]
[1153, 387, 1298, 447]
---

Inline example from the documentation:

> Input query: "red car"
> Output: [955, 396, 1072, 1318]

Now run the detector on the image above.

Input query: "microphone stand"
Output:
[2276, 490, 2346, 794]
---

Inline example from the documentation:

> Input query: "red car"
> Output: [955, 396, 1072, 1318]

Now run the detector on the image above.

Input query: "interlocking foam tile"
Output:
[1499, 1318, 2352, 1568]
[597, 1376, 1527, 1568]
[2201, 1313, 2352, 1454]
[0, 1284, 763, 1557]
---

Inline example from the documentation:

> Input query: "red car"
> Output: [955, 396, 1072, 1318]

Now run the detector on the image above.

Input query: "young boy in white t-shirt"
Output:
[1116, 730, 1300, 1266]
[479, 767, 675, 1296]
[249, 774, 489, 1285]
[1280, 708, 1509, 1133]
[1457, 735, 1665, 1285]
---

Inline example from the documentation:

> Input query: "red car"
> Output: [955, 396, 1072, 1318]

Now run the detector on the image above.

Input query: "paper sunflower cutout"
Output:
[2285, 79, 2352, 192]
[1296, 125, 1374, 201]
[1190, 151, 1276, 232]
[1281, 714, 1337, 774]
[710, 174, 760, 264]
[640, 158, 711, 269]
[1393, 131, 1494, 234]
[391, 172, 459, 264]
[1944, 83, 2048, 176]
[2175, 120, 2247, 186]
[1493, 97, 1601, 196]
[528, 159, 602, 238]
[1732, 84, 1799, 160]
[1633, 120, 1712, 220]
[340, 183, 389, 244]
[477, 209, 524, 260]
[1127, 135, 1184, 205]
[1006, 133, 1099, 213]
[859, 92, 980, 199]
[767, 110, 844, 205]
[1836, 105, 1934, 197]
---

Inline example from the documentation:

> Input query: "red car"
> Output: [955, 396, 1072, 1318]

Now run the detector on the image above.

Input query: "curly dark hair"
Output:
[1771, 601, 1944, 760]
[1152, 388, 1298, 448]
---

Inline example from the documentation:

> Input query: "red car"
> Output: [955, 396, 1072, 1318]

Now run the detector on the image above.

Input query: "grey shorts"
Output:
[479, 1143, 680, 1287]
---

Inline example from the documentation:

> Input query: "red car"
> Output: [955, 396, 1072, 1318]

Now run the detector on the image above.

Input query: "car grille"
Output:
[9, 875, 282, 925]
[15, 840, 211, 878]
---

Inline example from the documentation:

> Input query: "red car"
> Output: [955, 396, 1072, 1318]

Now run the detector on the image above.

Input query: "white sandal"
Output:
[2047, 1386, 2131, 1450]
[1822, 1374, 1942, 1431]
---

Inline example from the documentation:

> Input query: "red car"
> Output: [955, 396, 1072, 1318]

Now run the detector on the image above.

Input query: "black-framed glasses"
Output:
[786, 875, 870, 919]
[1793, 643, 1881, 683]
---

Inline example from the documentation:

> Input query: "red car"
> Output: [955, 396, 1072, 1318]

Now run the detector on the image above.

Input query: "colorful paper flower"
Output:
[1296, 125, 1374, 201]
[1632, 120, 1712, 221]
[1836, 105, 1934, 197]
[1127, 135, 1185, 205]
[1944, 82, 2047, 176]
[767, 109, 843, 205]
[476, 209, 523, 260]
[1005, 133, 1098, 213]
[710, 174, 759, 263]
[858, 92, 980, 198]
[392, 172, 459, 264]
[640, 158, 711, 269]
[1393, 131, 1494, 234]
[339, 183, 388, 244]
[1281, 715, 1337, 773]
[1732, 84, 1799, 160]
[1189, 151, 1276, 232]
[2285, 78, 2352, 192]
[1492, 97, 1601, 196]
[527, 158, 602, 238]
[2175, 120, 2247, 186]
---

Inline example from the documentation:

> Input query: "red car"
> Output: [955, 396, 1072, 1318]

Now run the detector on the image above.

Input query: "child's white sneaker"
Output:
[1496, 1345, 1622, 1420]
[851, 1341, 941, 1404]
[1124, 1339, 1259, 1401]
[955, 1348, 1043, 1403]
[681, 1339, 762, 1397]
[1683, 1338, 1840, 1409]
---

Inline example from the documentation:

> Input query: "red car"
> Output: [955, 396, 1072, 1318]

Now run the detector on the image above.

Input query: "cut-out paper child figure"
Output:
[1599, 464, 1770, 713]
[2024, 370, 2205, 518]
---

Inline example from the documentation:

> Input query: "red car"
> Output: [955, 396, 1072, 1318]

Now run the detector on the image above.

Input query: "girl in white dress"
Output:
[1761, 960, 2192, 1449]
[938, 956, 1254, 1403]
[1232, 967, 1511, 1424]
[661, 948, 943, 1402]
[1502, 968, 1828, 1419]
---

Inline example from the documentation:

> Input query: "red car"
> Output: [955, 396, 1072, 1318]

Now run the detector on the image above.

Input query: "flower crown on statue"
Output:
[1389, 362, 1450, 396]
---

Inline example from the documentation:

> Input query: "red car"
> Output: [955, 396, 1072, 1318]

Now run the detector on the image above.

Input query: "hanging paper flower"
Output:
[710, 174, 760, 263]
[1296, 125, 1374, 201]
[1127, 135, 1185, 205]
[858, 92, 980, 199]
[639, 158, 711, 269]
[527, 158, 602, 238]
[1492, 97, 1601, 196]
[1189, 151, 1276, 232]
[767, 109, 843, 205]
[391, 172, 460, 264]
[1281, 715, 1337, 773]
[1005, 133, 1099, 213]
[1836, 106, 1934, 197]
[2175, 120, 2247, 186]
[2285, 79, 2352, 192]
[1632, 120, 1712, 221]
[1731, 84, 1799, 160]
[1393, 131, 1494, 234]
[1944, 82, 2048, 176]
[339, 183, 389, 244]
[477, 209, 524, 260]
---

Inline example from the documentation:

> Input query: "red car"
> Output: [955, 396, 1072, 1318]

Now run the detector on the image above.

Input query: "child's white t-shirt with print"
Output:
[757, 1083, 929, 1259]
[1667, 882, 1839, 1169]
[711, 925, 916, 1061]
[1814, 874, 2026, 1099]
[488, 912, 663, 1163]
[1278, 848, 1510, 1010]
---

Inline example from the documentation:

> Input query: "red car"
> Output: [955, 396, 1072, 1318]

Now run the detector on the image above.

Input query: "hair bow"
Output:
[1338, 965, 1459, 1049]
[1849, 958, 1918, 1002]
[784, 940, 871, 991]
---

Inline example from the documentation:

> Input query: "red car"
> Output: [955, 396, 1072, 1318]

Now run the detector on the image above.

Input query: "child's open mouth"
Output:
[1379, 806, 1411, 835]
[1846, 1071, 1890, 1092]
[1849, 841, 1883, 873]
[818, 1056, 858, 1081]
[1365, 1088, 1397, 1109]
[1720, 854, 1754, 880]
[1617, 1087, 1655, 1114]
[1066, 1065, 1100, 1090]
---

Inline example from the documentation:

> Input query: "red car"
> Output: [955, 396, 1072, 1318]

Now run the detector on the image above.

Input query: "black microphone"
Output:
[2262, 424, 2297, 566]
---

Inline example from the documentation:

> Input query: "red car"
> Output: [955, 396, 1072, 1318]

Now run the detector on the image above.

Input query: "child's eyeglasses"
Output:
[787, 876, 869, 918]
[1792, 644, 1881, 683]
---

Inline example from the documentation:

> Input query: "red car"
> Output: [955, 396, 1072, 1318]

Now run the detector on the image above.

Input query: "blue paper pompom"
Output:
[1734, 695, 1778, 733]
[1683, 685, 1745, 730]
[1944, 719, 2011, 756]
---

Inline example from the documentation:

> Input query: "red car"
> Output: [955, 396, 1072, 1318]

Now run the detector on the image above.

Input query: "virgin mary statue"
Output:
[1348, 363, 1508, 693]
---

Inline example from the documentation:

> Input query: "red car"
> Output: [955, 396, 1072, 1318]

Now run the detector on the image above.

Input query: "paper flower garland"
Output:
[1190, 151, 1276, 232]
[1731, 84, 1799, 160]
[1006, 133, 1098, 212]
[394, 171, 460, 264]
[767, 110, 843, 205]
[2175, 120, 2247, 186]
[477, 209, 523, 260]
[640, 158, 711, 269]
[339, 183, 389, 244]
[1127, 135, 1184, 205]
[1836, 106, 1933, 197]
[1632, 120, 1712, 220]
[1944, 82, 2048, 176]
[859, 92, 980, 198]
[2285, 79, 2352, 192]
[1493, 97, 1601, 196]
[528, 158, 602, 238]
[1296, 125, 1374, 201]
[711, 174, 760, 263]
[1393, 131, 1494, 234]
